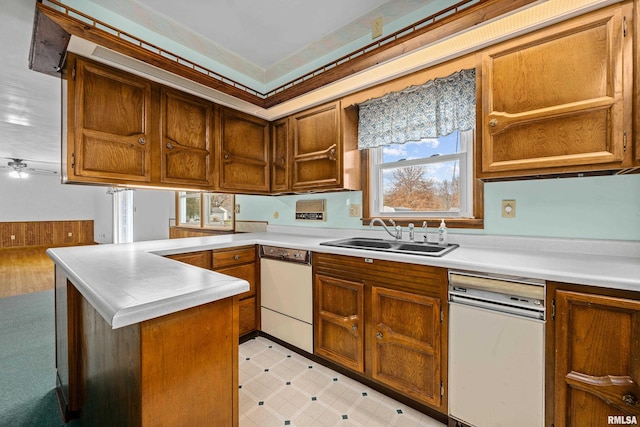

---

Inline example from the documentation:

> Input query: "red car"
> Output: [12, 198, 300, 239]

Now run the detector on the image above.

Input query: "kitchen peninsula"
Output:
[48, 240, 250, 426]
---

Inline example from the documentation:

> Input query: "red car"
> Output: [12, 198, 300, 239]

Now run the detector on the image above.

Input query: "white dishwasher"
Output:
[448, 271, 545, 427]
[260, 245, 313, 353]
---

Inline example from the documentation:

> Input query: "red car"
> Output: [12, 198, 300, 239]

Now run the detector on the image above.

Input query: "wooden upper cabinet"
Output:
[66, 54, 215, 190]
[160, 88, 213, 187]
[635, 0, 640, 165]
[70, 55, 152, 183]
[291, 101, 361, 192]
[479, 4, 632, 179]
[270, 117, 290, 193]
[554, 289, 640, 427]
[218, 107, 270, 193]
[371, 286, 442, 408]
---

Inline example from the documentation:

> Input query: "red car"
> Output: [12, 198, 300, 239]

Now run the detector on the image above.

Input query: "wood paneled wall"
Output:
[169, 226, 232, 239]
[0, 220, 94, 248]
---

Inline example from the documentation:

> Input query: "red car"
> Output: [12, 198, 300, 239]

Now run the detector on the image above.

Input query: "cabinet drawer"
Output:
[212, 246, 256, 268]
[166, 250, 212, 269]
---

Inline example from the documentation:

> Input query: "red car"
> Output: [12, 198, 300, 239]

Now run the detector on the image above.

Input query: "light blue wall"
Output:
[237, 174, 640, 241]
[483, 174, 640, 240]
[237, 191, 363, 229]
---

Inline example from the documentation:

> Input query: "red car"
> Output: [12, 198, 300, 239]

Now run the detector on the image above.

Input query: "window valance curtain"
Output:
[357, 68, 476, 149]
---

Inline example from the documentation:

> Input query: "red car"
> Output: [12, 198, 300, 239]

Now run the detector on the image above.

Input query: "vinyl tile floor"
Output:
[239, 337, 446, 427]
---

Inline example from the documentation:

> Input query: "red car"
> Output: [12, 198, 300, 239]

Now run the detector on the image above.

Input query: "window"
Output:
[359, 68, 482, 227]
[111, 188, 134, 243]
[176, 192, 235, 231]
[369, 129, 473, 218]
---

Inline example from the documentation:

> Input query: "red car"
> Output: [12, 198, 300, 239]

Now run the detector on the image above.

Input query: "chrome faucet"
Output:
[370, 218, 402, 240]
[422, 221, 429, 243]
[408, 223, 415, 242]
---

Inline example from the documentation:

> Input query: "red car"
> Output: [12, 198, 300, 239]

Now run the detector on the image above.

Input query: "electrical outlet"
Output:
[10, 235, 15, 240]
[372, 16, 383, 39]
[502, 200, 516, 218]
[235, 204, 240, 214]
[349, 204, 361, 217]
[68, 232, 73, 237]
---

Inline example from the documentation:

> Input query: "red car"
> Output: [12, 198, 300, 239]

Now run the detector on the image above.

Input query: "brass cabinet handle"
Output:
[376, 331, 383, 339]
[489, 119, 498, 127]
[622, 394, 638, 406]
[224, 154, 230, 160]
[280, 158, 285, 165]
[166, 142, 174, 149]
[352, 324, 357, 332]
[233, 255, 240, 260]
[138, 137, 146, 145]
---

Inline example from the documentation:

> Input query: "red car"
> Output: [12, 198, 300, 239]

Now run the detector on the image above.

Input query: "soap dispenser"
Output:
[438, 219, 448, 245]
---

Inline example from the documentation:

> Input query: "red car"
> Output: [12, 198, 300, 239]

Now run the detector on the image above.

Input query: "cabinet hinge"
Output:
[440, 382, 444, 397]
[551, 299, 556, 320]
[624, 131, 628, 151]
[623, 16, 627, 37]
[440, 308, 444, 324]
[71, 152, 75, 169]
[72, 64, 76, 81]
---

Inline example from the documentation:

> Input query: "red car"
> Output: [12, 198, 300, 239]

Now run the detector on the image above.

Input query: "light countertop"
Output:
[48, 228, 640, 329]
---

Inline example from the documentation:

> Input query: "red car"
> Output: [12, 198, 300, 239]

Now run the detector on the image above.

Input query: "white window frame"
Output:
[176, 191, 235, 231]
[112, 189, 134, 244]
[369, 129, 475, 219]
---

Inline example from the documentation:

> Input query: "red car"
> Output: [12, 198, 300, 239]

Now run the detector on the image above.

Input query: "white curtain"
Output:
[357, 68, 476, 149]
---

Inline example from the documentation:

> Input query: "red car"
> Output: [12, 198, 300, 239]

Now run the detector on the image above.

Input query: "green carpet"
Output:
[0, 290, 78, 427]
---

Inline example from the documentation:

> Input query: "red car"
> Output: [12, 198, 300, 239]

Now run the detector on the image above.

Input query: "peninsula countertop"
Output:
[48, 228, 640, 329]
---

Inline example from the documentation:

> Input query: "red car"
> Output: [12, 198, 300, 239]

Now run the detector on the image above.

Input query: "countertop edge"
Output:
[47, 232, 640, 330]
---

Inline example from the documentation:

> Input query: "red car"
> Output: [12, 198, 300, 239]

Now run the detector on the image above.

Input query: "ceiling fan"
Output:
[1, 158, 58, 178]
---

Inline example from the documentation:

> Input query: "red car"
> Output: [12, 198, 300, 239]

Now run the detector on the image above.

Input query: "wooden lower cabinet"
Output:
[551, 284, 640, 426]
[372, 286, 442, 407]
[212, 246, 259, 336]
[165, 246, 259, 337]
[314, 274, 364, 372]
[313, 253, 447, 413]
[54, 270, 239, 426]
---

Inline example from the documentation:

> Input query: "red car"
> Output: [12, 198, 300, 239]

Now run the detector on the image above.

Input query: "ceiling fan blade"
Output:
[25, 167, 58, 175]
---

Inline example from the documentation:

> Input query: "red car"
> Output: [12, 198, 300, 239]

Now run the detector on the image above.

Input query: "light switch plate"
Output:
[502, 200, 516, 218]
[372, 17, 383, 39]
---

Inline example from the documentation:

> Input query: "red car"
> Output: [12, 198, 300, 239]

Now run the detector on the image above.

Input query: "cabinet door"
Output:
[72, 58, 152, 182]
[218, 108, 269, 193]
[215, 263, 256, 300]
[480, 5, 631, 178]
[291, 101, 341, 191]
[314, 274, 364, 372]
[160, 88, 213, 187]
[371, 286, 442, 407]
[555, 290, 640, 427]
[270, 117, 290, 193]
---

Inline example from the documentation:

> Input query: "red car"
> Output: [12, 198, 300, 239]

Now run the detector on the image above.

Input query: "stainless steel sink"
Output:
[319, 237, 458, 257]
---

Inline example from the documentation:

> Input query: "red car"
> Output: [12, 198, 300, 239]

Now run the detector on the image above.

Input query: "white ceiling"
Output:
[83, 0, 436, 85]
[133, 0, 390, 69]
[1, 0, 61, 169]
